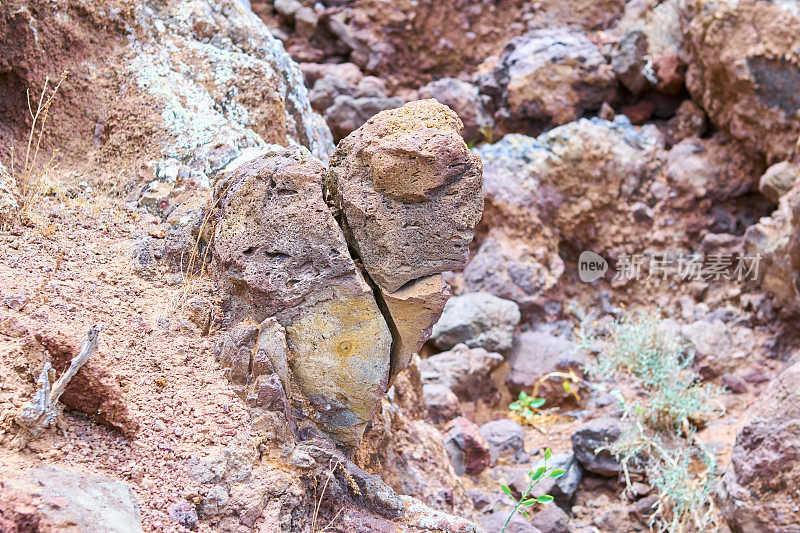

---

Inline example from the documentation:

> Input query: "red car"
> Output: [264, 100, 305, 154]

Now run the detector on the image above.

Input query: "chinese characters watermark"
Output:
[579, 251, 762, 283]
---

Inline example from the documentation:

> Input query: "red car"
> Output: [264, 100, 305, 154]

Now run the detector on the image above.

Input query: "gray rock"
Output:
[420, 344, 504, 402]
[479, 27, 617, 134]
[327, 99, 483, 293]
[1, 465, 143, 533]
[423, 383, 462, 424]
[612, 30, 649, 94]
[571, 416, 623, 476]
[481, 509, 541, 533]
[431, 292, 521, 352]
[479, 419, 528, 465]
[462, 232, 564, 310]
[326, 95, 405, 142]
[418, 78, 494, 143]
[168, 502, 199, 530]
[526, 453, 583, 504]
[530, 503, 570, 533]
[200, 485, 230, 518]
[505, 332, 585, 405]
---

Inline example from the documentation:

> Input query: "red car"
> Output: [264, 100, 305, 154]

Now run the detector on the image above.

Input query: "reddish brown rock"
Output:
[653, 54, 685, 95]
[719, 360, 800, 531]
[684, 0, 800, 163]
[0, 485, 46, 533]
[619, 100, 655, 125]
[444, 417, 491, 476]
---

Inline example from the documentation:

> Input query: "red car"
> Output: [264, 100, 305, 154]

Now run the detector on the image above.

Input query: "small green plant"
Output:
[576, 310, 726, 532]
[499, 447, 564, 532]
[508, 391, 545, 420]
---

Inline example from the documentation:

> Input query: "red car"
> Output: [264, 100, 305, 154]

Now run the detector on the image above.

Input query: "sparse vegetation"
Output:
[9, 70, 68, 223]
[576, 311, 726, 532]
[499, 447, 563, 532]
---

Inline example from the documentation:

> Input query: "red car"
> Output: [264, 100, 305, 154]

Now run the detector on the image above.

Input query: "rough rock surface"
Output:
[212, 145, 391, 446]
[418, 78, 494, 144]
[759, 161, 799, 203]
[430, 292, 521, 352]
[474, 116, 662, 253]
[382, 274, 450, 384]
[479, 419, 528, 466]
[1, 0, 335, 222]
[665, 134, 762, 202]
[444, 417, 492, 476]
[212, 101, 484, 446]
[744, 180, 800, 315]
[1, 466, 144, 533]
[684, 0, 800, 163]
[479, 28, 617, 136]
[421, 344, 504, 403]
[357, 399, 475, 518]
[0, 162, 18, 224]
[571, 416, 623, 476]
[719, 360, 800, 532]
[328, 99, 483, 293]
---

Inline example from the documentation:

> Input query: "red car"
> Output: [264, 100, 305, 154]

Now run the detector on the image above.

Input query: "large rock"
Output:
[571, 416, 623, 476]
[418, 78, 494, 144]
[327, 99, 484, 293]
[212, 145, 392, 446]
[684, 0, 800, 163]
[719, 360, 800, 532]
[462, 230, 564, 310]
[505, 332, 585, 405]
[421, 344, 504, 403]
[212, 100, 485, 446]
[0, 466, 143, 533]
[430, 292, 521, 352]
[665, 134, 762, 202]
[479, 419, 528, 465]
[474, 117, 662, 250]
[479, 28, 618, 136]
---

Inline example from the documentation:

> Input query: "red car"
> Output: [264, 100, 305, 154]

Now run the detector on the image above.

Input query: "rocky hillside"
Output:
[2, 0, 800, 532]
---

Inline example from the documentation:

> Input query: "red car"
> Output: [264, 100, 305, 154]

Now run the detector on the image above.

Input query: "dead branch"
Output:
[14, 324, 103, 439]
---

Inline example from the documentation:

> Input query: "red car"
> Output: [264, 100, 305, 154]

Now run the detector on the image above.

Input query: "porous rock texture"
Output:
[328, 99, 484, 293]
[683, 0, 800, 164]
[478, 28, 618, 136]
[213, 100, 483, 448]
[719, 360, 800, 531]
[212, 145, 391, 447]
